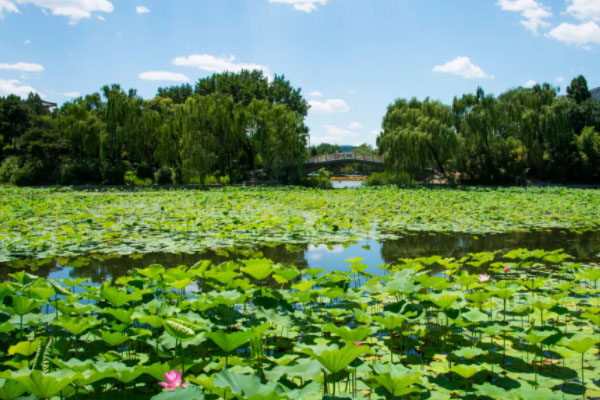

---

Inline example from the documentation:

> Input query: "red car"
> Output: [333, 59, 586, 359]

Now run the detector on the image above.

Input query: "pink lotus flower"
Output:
[353, 341, 363, 347]
[158, 370, 188, 391]
[478, 274, 491, 283]
[503, 266, 509, 273]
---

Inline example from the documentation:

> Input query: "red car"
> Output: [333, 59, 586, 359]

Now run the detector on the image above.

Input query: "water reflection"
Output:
[1, 229, 598, 283]
[331, 180, 364, 189]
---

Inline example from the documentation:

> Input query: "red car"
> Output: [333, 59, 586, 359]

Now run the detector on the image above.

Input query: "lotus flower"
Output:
[158, 370, 188, 391]
[503, 266, 509, 273]
[353, 341, 363, 347]
[478, 274, 491, 283]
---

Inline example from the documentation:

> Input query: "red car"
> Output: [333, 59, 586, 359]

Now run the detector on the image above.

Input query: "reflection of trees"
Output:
[0, 244, 309, 284]
[380, 230, 600, 265]
[2, 230, 599, 284]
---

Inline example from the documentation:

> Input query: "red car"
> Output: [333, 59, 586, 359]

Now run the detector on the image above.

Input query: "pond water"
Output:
[5, 229, 599, 283]
[331, 180, 364, 188]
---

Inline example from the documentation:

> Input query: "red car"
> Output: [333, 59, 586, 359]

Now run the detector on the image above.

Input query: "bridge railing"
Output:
[307, 153, 384, 164]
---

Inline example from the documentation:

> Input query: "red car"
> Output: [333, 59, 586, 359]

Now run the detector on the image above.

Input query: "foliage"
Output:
[0, 70, 309, 186]
[1, 186, 600, 262]
[156, 167, 173, 185]
[364, 171, 413, 186]
[378, 75, 600, 183]
[0, 249, 599, 398]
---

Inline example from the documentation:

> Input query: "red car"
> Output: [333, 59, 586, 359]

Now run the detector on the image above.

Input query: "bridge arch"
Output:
[303, 153, 384, 175]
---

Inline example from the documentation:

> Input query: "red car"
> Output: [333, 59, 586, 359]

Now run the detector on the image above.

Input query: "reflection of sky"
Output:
[305, 239, 385, 276]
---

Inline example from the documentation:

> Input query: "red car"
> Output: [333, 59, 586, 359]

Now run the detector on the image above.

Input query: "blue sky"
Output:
[1, 0, 599, 146]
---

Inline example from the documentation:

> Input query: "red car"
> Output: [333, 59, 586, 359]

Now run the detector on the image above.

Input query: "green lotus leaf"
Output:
[427, 292, 461, 310]
[310, 343, 373, 374]
[460, 309, 489, 323]
[137, 264, 166, 279]
[473, 383, 510, 399]
[170, 278, 192, 291]
[152, 385, 205, 400]
[213, 369, 283, 399]
[563, 333, 600, 354]
[241, 259, 275, 281]
[11, 296, 42, 316]
[323, 323, 373, 342]
[450, 364, 485, 379]
[11, 370, 79, 399]
[8, 340, 39, 356]
[103, 308, 134, 324]
[137, 315, 164, 328]
[206, 330, 254, 353]
[291, 280, 316, 292]
[0, 378, 26, 400]
[53, 316, 99, 336]
[101, 331, 129, 346]
[265, 359, 322, 382]
[370, 364, 424, 397]
[100, 284, 134, 307]
[519, 329, 554, 345]
[452, 346, 486, 359]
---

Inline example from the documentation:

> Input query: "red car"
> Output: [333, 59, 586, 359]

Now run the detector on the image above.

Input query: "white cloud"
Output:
[0, 78, 37, 97]
[173, 54, 271, 77]
[433, 56, 494, 80]
[548, 21, 600, 46]
[24, 39, 31, 46]
[497, 0, 552, 34]
[0, 62, 44, 72]
[3, 0, 113, 24]
[136, 5, 149, 14]
[97, 14, 104, 20]
[347, 121, 363, 130]
[268, 0, 328, 13]
[63, 91, 80, 98]
[524, 79, 537, 87]
[370, 130, 380, 136]
[308, 98, 350, 114]
[139, 71, 189, 82]
[312, 124, 359, 145]
[309, 91, 323, 97]
[567, 0, 600, 21]
[555, 76, 565, 83]
[0, 0, 18, 18]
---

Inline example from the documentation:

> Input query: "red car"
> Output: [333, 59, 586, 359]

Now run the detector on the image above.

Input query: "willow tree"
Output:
[379, 98, 457, 179]
[246, 99, 308, 178]
[99, 85, 143, 162]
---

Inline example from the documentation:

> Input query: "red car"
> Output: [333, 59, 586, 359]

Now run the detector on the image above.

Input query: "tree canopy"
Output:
[378, 75, 600, 183]
[0, 70, 309, 186]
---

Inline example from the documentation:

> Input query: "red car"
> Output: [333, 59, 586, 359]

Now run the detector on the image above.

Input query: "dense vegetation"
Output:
[378, 75, 600, 184]
[1, 249, 599, 399]
[0, 71, 309, 186]
[2, 186, 600, 263]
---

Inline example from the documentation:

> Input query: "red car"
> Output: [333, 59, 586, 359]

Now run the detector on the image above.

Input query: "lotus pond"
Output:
[1, 186, 600, 399]
[2, 186, 600, 262]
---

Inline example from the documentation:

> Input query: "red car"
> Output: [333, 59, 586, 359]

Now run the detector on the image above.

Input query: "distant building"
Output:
[41, 100, 57, 109]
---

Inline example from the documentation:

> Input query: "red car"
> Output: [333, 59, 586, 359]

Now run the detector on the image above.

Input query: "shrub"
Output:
[365, 171, 413, 187]
[0, 156, 20, 183]
[219, 175, 230, 185]
[101, 161, 126, 185]
[12, 160, 45, 186]
[59, 160, 101, 185]
[124, 171, 152, 186]
[301, 177, 332, 189]
[156, 167, 173, 184]
[136, 162, 154, 182]
[205, 175, 219, 185]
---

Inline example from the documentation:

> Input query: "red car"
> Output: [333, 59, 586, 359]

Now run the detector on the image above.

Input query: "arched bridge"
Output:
[304, 153, 384, 174]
